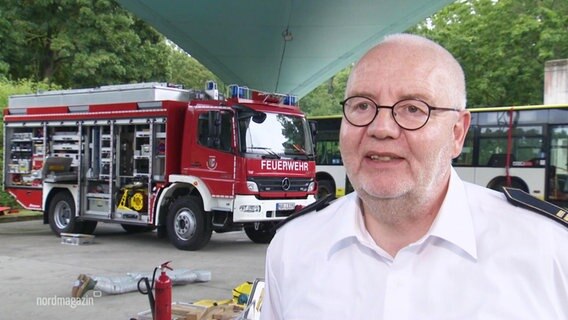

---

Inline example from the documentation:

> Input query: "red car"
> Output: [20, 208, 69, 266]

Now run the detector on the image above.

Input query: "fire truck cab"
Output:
[3, 82, 317, 250]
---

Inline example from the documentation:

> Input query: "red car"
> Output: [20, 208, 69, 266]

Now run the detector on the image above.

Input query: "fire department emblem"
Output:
[207, 156, 217, 170]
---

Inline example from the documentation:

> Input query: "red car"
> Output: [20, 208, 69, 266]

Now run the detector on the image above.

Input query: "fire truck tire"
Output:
[244, 222, 276, 244]
[48, 191, 83, 236]
[167, 196, 212, 251]
[317, 179, 335, 200]
[121, 224, 156, 233]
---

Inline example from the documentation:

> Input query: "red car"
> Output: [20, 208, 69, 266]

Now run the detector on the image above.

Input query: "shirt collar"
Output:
[325, 192, 362, 242]
[324, 168, 478, 260]
[427, 167, 478, 260]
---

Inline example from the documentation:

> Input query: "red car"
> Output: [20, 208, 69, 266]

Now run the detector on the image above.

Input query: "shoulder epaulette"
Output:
[272, 194, 334, 231]
[502, 187, 568, 228]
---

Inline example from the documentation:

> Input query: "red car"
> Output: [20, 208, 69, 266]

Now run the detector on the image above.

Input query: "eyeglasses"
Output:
[341, 96, 460, 131]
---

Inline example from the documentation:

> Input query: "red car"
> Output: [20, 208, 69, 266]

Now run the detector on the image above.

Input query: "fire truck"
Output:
[3, 81, 317, 250]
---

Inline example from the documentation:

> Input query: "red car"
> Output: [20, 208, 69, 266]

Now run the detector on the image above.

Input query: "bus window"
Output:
[453, 129, 474, 165]
[549, 125, 568, 202]
[316, 140, 342, 165]
[479, 125, 544, 167]
[479, 127, 509, 166]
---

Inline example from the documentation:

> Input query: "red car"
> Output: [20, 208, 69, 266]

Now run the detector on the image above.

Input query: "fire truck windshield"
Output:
[238, 112, 314, 160]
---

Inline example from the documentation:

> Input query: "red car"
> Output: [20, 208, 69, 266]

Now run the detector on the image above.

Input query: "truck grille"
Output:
[249, 177, 312, 192]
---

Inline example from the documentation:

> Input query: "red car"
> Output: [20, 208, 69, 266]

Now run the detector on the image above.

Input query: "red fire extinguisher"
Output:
[154, 261, 173, 320]
[137, 261, 173, 320]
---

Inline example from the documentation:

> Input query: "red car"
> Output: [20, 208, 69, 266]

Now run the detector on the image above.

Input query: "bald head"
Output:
[347, 33, 466, 110]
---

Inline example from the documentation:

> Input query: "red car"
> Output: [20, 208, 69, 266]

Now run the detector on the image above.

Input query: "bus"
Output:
[310, 115, 353, 198]
[311, 104, 568, 209]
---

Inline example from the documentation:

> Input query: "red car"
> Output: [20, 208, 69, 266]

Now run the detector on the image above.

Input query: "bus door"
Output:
[547, 125, 568, 206]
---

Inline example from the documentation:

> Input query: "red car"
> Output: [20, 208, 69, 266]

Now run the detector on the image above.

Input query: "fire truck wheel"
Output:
[48, 191, 82, 236]
[317, 179, 335, 200]
[244, 222, 276, 244]
[167, 196, 212, 251]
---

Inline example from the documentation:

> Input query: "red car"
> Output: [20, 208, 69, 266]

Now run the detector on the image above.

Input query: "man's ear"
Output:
[452, 110, 471, 158]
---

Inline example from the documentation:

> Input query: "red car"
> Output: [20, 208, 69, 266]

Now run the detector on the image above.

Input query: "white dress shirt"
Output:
[261, 168, 568, 320]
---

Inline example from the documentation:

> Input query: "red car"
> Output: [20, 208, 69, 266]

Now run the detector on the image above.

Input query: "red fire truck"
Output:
[3, 81, 317, 250]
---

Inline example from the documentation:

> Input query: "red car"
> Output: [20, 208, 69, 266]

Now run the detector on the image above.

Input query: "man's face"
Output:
[339, 44, 470, 201]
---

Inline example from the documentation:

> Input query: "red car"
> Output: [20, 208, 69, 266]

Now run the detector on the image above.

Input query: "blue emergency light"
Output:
[229, 84, 250, 99]
[206, 81, 217, 91]
[283, 95, 297, 106]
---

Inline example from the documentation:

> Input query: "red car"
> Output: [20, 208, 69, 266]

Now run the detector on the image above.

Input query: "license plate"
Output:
[276, 202, 295, 211]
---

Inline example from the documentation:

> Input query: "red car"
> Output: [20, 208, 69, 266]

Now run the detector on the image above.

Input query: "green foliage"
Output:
[0, 191, 17, 207]
[300, 67, 351, 116]
[0, 78, 59, 147]
[0, 79, 59, 108]
[168, 48, 224, 90]
[302, 0, 568, 113]
[0, 0, 172, 88]
[410, 0, 568, 107]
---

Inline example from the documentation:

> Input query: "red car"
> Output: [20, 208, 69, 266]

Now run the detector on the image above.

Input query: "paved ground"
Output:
[0, 218, 268, 319]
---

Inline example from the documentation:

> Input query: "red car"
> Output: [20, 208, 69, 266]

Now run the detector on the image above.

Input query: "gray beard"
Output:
[351, 142, 454, 226]
[357, 187, 432, 226]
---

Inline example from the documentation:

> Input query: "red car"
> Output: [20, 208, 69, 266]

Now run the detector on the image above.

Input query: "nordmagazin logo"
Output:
[36, 293, 98, 308]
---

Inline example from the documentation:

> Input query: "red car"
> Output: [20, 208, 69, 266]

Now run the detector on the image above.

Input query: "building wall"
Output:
[545, 59, 568, 104]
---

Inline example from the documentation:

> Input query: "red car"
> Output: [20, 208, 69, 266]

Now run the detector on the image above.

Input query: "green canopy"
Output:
[118, 0, 453, 98]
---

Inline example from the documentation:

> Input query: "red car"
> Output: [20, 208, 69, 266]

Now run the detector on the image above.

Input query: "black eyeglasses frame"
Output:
[340, 96, 460, 131]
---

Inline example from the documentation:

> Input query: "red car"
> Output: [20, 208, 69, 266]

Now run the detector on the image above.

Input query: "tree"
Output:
[0, 0, 172, 88]
[302, 0, 568, 114]
[410, 0, 568, 107]
[300, 66, 351, 116]
[168, 48, 223, 90]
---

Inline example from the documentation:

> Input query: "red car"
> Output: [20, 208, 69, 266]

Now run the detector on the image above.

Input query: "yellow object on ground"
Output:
[192, 299, 234, 307]
[232, 281, 253, 305]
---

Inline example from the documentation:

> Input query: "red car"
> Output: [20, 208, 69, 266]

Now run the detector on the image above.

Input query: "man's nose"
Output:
[366, 107, 401, 138]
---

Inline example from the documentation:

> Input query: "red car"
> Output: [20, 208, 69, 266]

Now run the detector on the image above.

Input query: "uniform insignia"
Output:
[502, 187, 568, 228]
[273, 194, 334, 231]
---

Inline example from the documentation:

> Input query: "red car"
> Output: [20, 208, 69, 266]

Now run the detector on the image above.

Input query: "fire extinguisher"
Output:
[154, 261, 173, 320]
[137, 261, 173, 320]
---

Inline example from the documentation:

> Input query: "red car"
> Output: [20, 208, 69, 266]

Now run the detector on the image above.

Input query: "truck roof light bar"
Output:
[229, 84, 251, 100]
[228, 84, 298, 106]
[283, 94, 297, 106]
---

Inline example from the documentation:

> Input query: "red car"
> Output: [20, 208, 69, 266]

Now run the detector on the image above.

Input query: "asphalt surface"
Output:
[0, 218, 268, 319]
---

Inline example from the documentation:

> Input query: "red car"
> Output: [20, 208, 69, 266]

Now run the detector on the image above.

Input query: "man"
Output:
[261, 33, 568, 319]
